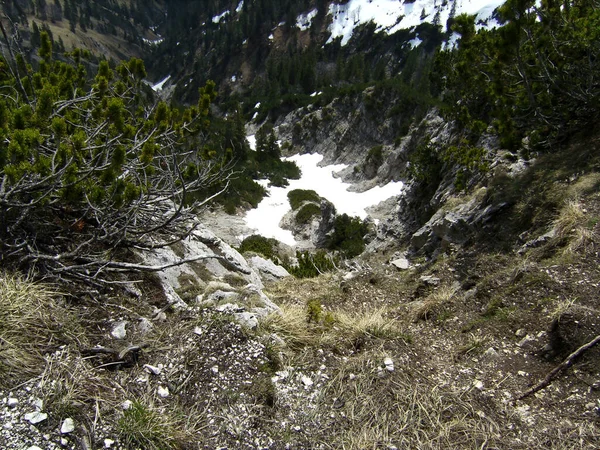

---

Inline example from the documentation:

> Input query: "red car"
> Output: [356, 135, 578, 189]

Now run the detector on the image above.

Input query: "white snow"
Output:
[142, 37, 164, 46]
[327, 0, 506, 46]
[297, 9, 318, 31]
[212, 10, 229, 23]
[409, 37, 422, 48]
[152, 75, 171, 92]
[236, 0, 244, 13]
[244, 153, 403, 246]
[247, 135, 256, 151]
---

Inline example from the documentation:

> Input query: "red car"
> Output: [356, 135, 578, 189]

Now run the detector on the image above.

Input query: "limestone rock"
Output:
[111, 321, 128, 339]
[248, 255, 290, 282]
[24, 411, 47, 424]
[390, 257, 410, 270]
[61, 418, 75, 434]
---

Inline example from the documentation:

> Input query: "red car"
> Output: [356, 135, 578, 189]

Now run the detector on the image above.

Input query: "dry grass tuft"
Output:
[320, 353, 502, 449]
[411, 284, 458, 321]
[0, 272, 83, 386]
[554, 200, 586, 241]
[260, 302, 408, 352]
[258, 303, 318, 349]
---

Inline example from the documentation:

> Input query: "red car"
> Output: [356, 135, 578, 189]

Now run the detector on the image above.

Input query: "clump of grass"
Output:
[295, 202, 321, 225]
[287, 189, 321, 210]
[554, 200, 586, 241]
[321, 353, 502, 449]
[327, 308, 410, 346]
[411, 284, 457, 322]
[118, 400, 179, 450]
[258, 304, 317, 349]
[259, 303, 408, 351]
[0, 272, 81, 386]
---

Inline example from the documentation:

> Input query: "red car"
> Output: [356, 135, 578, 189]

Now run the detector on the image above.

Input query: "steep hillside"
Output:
[1, 0, 599, 449]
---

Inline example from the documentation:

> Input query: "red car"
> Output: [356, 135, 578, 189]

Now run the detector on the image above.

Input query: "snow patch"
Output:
[243, 153, 403, 246]
[212, 10, 229, 23]
[152, 75, 171, 92]
[327, 0, 506, 46]
[247, 135, 256, 151]
[236, 0, 244, 13]
[297, 9, 318, 31]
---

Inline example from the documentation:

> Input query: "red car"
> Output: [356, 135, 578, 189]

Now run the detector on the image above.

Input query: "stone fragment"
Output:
[157, 386, 170, 398]
[24, 411, 48, 424]
[301, 375, 313, 387]
[391, 257, 410, 270]
[61, 418, 75, 434]
[111, 321, 128, 339]
[7, 398, 18, 408]
[419, 275, 440, 286]
[144, 364, 162, 375]
[234, 311, 259, 329]
[383, 357, 395, 372]
[474, 380, 484, 390]
[248, 256, 290, 282]
[515, 329, 526, 338]
[483, 347, 500, 359]
[121, 400, 133, 410]
[104, 439, 115, 448]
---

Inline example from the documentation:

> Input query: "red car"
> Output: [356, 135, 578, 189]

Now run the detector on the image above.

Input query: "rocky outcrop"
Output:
[409, 194, 508, 254]
[140, 223, 280, 322]
[279, 199, 337, 250]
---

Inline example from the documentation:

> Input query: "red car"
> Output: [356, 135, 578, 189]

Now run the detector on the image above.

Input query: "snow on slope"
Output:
[244, 154, 403, 246]
[327, 0, 506, 45]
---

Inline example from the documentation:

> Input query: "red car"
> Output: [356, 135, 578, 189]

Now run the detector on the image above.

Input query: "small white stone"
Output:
[144, 364, 162, 375]
[24, 411, 48, 424]
[474, 380, 484, 391]
[515, 329, 526, 338]
[121, 400, 133, 410]
[348, 373, 356, 380]
[384, 357, 395, 372]
[104, 438, 115, 448]
[111, 321, 128, 339]
[7, 398, 18, 408]
[27, 446, 44, 450]
[301, 375, 313, 387]
[3, 421, 13, 430]
[61, 418, 75, 434]
[518, 371, 528, 377]
[157, 385, 170, 398]
[211, 365, 219, 374]
[193, 326, 204, 336]
[60, 437, 69, 446]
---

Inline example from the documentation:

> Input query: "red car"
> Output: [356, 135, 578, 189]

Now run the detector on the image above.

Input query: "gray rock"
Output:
[234, 311, 259, 329]
[419, 275, 440, 286]
[61, 418, 75, 434]
[24, 411, 47, 424]
[136, 318, 154, 335]
[483, 347, 500, 360]
[248, 256, 290, 282]
[391, 257, 410, 270]
[111, 321, 128, 339]
[7, 398, 18, 408]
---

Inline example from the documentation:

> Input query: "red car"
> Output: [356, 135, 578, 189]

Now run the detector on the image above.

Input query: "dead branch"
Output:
[518, 334, 600, 400]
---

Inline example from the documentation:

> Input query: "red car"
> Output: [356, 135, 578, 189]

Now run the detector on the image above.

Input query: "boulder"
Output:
[248, 255, 290, 282]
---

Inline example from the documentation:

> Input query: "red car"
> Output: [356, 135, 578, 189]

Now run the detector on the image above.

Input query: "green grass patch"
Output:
[288, 189, 321, 210]
[296, 203, 321, 225]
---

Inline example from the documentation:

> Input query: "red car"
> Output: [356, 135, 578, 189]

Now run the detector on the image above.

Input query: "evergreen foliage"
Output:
[0, 30, 230, 286]
[326, 214, 369, 258]
[287, 189, 321, 210]
[437, 0, 600, 151]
